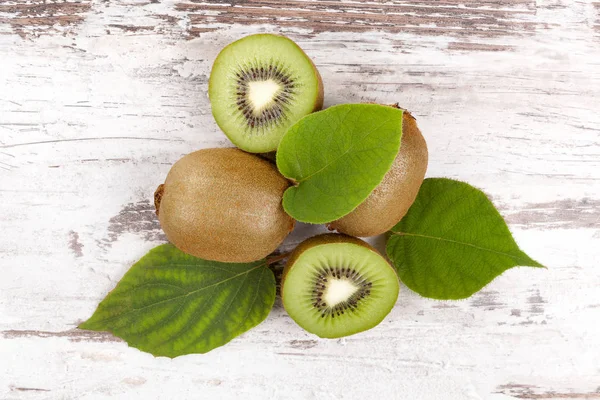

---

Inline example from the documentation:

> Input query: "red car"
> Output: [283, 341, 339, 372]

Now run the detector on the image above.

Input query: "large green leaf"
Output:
[276, 104, 403, 224]
[386, 178, 544, 300]
[79, 244, 276, 357]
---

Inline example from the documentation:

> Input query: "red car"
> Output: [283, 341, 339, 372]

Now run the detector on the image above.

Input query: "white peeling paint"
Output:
[1, 0, 599, 399]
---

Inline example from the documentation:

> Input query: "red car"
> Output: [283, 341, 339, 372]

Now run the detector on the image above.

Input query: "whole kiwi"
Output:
[327, 109, 428, 237]
[154, 148, 295, 263]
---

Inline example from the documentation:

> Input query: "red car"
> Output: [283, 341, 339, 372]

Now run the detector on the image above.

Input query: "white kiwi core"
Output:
[248, 80, 281, 113]
[324, 278, 360, 307]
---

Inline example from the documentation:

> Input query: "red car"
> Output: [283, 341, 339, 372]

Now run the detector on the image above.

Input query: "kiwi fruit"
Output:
[209, 34, 324, 153]
[154, 148, 295, 263]
[328, 109, 428, 237]
[281, 234, 399, 338]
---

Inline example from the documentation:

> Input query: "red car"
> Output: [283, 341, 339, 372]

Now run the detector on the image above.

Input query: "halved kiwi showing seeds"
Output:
[282, 234, 399, 338]
[209, 34, 324, 153]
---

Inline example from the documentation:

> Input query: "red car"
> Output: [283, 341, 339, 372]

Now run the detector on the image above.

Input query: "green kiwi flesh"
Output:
[282, 234, 399, 338]
[209, 34, 324, 153]
[328, 110, 428, 237]
[155, 148, 295, 263]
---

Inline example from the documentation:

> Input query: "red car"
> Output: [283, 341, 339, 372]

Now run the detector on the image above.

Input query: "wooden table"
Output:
[1, 1, 599, 399]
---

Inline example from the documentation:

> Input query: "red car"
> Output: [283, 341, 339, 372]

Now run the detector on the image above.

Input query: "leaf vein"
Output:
[88, 263, 266, 325]
[391, 232, 532, 263]
[295, 116, 396, 183]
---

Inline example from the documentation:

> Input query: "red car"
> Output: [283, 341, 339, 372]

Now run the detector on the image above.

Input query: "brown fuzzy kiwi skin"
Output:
[327, 109, 428, 237]
[311, 59, 324, 111]
[155, 148, 295, 263]
[281, 233, 393, 301]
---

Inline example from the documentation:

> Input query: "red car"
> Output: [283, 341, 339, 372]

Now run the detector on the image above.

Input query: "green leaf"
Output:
[386, 178, 544, 300]
[276, 104, 403, 223]
[79, 244, 276, 357]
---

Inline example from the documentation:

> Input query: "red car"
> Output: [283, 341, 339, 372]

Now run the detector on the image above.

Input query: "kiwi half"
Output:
[209, 34, 324, 153]
[328, 109, 428, 237]
[155, 148, 295, 263]
[282, 234, 399, 338]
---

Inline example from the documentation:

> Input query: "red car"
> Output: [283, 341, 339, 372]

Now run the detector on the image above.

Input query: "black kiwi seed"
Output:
[310, 266, 373, 318]
[234, 63, 297, 130]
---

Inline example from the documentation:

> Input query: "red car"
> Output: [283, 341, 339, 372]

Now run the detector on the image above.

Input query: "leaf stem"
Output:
[266, 252, 291, 265]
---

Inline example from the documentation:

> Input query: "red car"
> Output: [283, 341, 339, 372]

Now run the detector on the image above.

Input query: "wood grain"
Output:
[1, 0, 599, 399]
[0, 1, 92, 38]
[178, 0, 541, 38]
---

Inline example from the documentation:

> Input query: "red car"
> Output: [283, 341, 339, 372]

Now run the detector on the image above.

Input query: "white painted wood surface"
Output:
[1, 1, 599, 399]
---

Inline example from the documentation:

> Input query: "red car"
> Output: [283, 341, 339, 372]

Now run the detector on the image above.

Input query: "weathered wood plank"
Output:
[1, 0, 599, 398]
[0, 1, 92, 38]
[178, 0, 541, 37]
